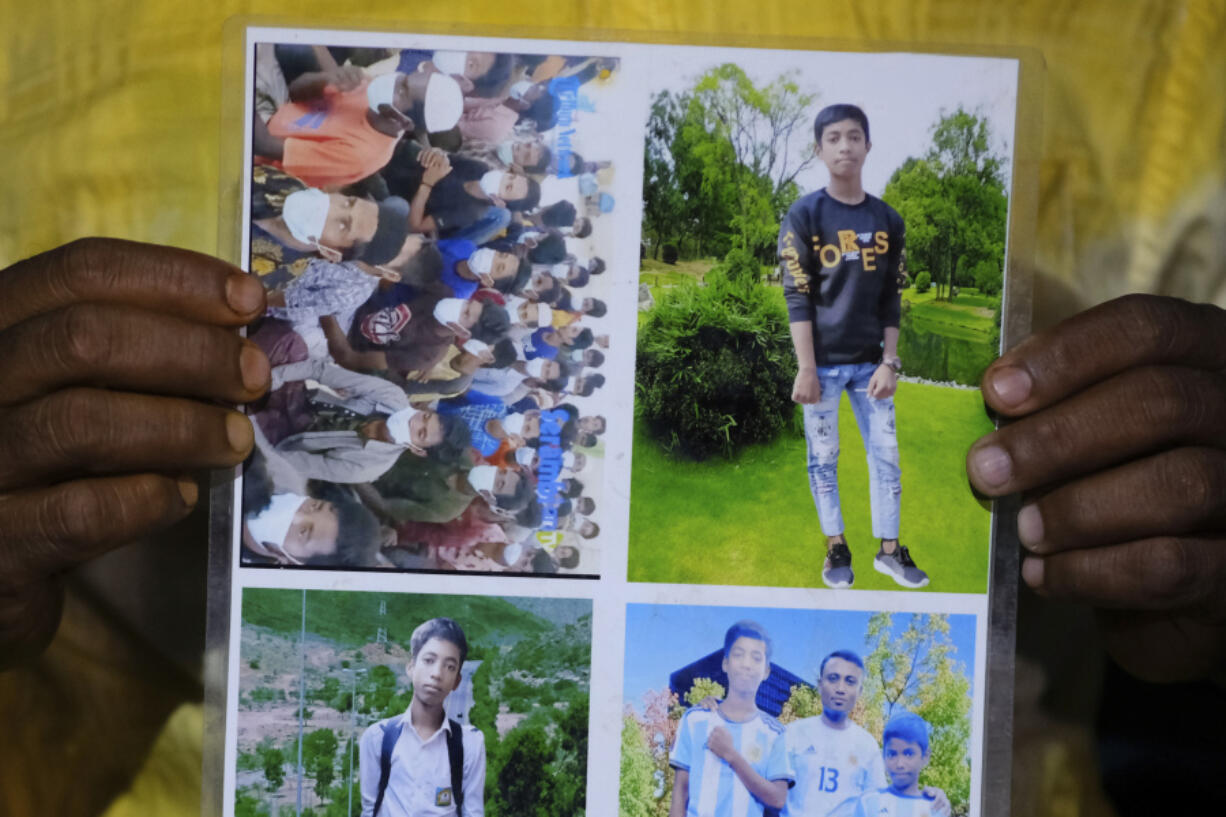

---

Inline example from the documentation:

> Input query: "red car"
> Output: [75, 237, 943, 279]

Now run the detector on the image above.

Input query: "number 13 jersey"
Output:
[780, 716, 886, 817]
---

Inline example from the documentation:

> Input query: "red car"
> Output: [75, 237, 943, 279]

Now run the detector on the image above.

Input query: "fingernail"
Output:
[240, 343, 270, 393]
[990, 366, 1032, 408]
[1021, 556, 1045, 589]
[177, 475, 199, 507]
[1017, 503, 1044, 550]
[969, 445, 1012, 488]
[225, 274, 264, 315]
[226, 412, 254, 454]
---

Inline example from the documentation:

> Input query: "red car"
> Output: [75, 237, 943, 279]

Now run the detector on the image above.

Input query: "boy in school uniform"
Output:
[836, 712, 950, 817]
[778, 104, 928, 590]
[359, 618, 486, 817]
[669, 621, 793, 817]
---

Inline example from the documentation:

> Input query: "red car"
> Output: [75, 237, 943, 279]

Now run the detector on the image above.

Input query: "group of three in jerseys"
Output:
[357, 617, 947, 817]
[671, 621, 949, 817]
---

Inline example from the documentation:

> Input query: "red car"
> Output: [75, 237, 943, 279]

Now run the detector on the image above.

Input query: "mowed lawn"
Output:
[902, 287, 997, 342]
[627, 380, 994, 593]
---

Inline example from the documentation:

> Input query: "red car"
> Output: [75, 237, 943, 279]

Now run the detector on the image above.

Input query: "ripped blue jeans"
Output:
[802, 362, 901, 539]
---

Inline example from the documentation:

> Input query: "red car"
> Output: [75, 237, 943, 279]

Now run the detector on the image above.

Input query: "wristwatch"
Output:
[882, 356, 903, 374]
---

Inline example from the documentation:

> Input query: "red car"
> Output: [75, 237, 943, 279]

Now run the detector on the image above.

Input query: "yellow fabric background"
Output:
[3, 1, 1224, 319]
[0, 1, 1222, 815]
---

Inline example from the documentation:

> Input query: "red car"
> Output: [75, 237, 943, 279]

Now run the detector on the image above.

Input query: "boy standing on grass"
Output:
[670, 621, 792, 817]
[778, 103, 928, 590]
[359, 617, 485, 817]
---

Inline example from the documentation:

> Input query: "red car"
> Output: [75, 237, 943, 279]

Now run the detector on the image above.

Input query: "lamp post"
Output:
[296, 589, 306, 817]
[347, 668, 366, 817]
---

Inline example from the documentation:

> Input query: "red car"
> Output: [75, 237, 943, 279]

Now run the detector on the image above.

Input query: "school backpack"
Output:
[373, 716, 465, 816]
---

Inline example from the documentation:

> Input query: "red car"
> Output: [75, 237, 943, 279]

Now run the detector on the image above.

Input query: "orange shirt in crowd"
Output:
[267, 79, 399, 189]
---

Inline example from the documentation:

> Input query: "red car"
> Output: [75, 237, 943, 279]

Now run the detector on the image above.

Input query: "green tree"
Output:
[492, 726, 552, 816]
[683, 677, 726, 707]
[636, 272, 795, 460]
[303, 728, 339, 804]
[778, 683, 822, 724]
[641, 65, 815, 262]
[914, 270, 932, 294]
[261, 745, 286, 792]
[620, 714, 657, 817]
[236, 789, 271, 817]
[691, 64, 816, 260]
[883, 108, 1008, 302]
[859, 613, 972, 812]
[971, 258, 1001, 296]
[632, 688, 683, 817]
[643, 90, 694, 260]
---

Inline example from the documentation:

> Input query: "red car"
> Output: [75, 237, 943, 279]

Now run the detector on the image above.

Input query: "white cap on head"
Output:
[423, 73, 464, 132]
[282, 189, 330, 244]
[431, 51, 468, 77]
[385, 407, 423, 446]
[534, 303, 553, 328]
[468, 247, 496, 275]
[525, 358, 548, 379]
[515, 447, 536, 467]
[246, 492, 309, 549]
[479, 170, 505, 199]
[467, 465, 499, 495]
[508, 79, 534, 101]
[433, 297, 468, 327]
[496, 140, 515, 166]
[501, 542, 524, 566]
[366, 71, 398, 113]
[502, 412, 526, 436]
[462, 337, 489, 356]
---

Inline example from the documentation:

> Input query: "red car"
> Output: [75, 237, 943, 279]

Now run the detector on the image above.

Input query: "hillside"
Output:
[241, 588, 552, 649]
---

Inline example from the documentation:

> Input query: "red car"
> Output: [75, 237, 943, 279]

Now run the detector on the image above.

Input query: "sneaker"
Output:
[873, 544, 930, 588]
[822, 542, 855, 589]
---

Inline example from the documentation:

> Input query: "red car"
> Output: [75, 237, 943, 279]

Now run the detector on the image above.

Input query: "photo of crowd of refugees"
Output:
[239, 42, 622, 575]
[234, 589, 591, 817]
[621, 605, 977, 817]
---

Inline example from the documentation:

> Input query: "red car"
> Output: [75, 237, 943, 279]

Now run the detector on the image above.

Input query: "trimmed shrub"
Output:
[711, 246, 760, 290]
[636, 261, 794, 460]
[914, 270, 932, 293]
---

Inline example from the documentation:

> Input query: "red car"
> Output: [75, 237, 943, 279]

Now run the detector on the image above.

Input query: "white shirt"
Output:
[359, 712, 486, 817]
[781, 717, 886, 817]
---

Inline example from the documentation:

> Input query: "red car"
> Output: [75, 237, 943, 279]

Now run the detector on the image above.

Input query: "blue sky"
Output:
[648, 47, 1019, 198]
[623, 603, 977, 710]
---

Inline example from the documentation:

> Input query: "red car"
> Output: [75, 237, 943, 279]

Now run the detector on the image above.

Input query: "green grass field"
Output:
[639, 257, 714, 290]
[902, 287, 997, 342]
[628, 261, 997, 592]
[627, 379, 994, 593]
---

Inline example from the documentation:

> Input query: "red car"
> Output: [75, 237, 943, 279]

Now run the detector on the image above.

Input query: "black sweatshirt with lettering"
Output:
[778, 189, 905, 364]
